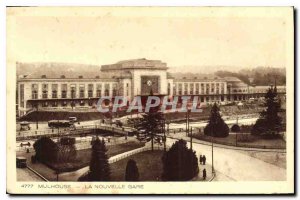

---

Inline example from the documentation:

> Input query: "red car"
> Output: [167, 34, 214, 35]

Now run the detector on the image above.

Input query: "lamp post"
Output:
[35, 102, 39, 130]
[166, 120, 170, 135]
[162, 116, 166, 152]
[211, 119, 216, 174]
[56, 170, 60, 181]
[235, 116, 239, 146]
[71, 89, 75, 111]
[186, 108, 190, 136]
[190, 126, 193, 150]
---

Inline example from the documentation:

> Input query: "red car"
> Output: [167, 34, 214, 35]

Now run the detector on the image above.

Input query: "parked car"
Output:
[19, 121, 31, 131]
[69, 117, 77, 123]
[16, 157, 27, 168]
[48, 120, 72, 128]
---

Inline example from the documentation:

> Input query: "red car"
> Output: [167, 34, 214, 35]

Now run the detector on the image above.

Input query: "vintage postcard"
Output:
[6, 7, 294, 194]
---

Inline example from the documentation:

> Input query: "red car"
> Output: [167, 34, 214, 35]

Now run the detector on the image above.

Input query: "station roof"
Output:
[101, 58, 168, 71]
[17, 62, 132, 79]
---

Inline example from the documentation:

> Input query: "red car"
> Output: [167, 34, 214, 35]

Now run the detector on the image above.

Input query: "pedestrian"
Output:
[199, 155, 203, 165]
[203, 169, 207, 180]
[203, 155, 206, 165]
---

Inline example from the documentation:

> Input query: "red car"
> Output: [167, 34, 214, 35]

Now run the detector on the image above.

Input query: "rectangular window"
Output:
[112, 83, 118, 96]
[79, 100, 85, 106]
[190, 83, 194, 95]
[62, 101, 67, 107]
[178, 83, 182, 95]
[104, 83, 110, 96]
[206, 84, 210, 94]
[52, 84, 58, 98]
[200, 83, 204, 94]
[79, 84, 85, 98]
[126, 83, 129, 96]
[42, 101, 48, 107]
[167, 83, 171, 95]
[88, 84, 93, 98]
[31, 84, 38, 99]
[195, 83, 199, 95]
[96, 84, 102, 97]
[42, 83, 48, 99]
[184, 83, 188, 95]
[173, 83, 177, 95]
[70, 84, 76, 98]
[20, 84, 24, 107]
[61, 84, 67, 98]
[42, 91, 48, 99]
[211, 83, 215, 94]
[52, 101, 58, 107]
[221, 96, 224, 101]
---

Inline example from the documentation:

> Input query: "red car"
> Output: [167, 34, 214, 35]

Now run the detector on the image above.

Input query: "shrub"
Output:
[33, 137, 58, 163]
[240, 125, 253, 133]
[60, 137, 76, 145]
[231, 124, 241, 133]
[57, 144, 77, 163]
[57, 137, 77, 163]
[162, 139, 199, 181]
[125, 159, 139, 181]
[237, 134, 256, 143]
[31, 155, 37, 163]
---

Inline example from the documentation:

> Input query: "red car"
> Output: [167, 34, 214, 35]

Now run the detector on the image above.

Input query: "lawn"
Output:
[110, 150, 164, 181]
[193, 133, 286, 149]
[48, 141, 145, 172]
[22, 141, 144, 181]
[109, 150, 212, 181]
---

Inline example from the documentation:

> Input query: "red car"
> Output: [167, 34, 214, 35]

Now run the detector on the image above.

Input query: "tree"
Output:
[136, 96, 164, 151]
[125, 159, 139, 181]
[33, 137, 58, 163]
[204, 103, 229, 137]
[79, 137, 110, 181]
[231, 124, 241, 133]
[89, 137, 110, 181]
[252, 85, 282, 137]
[161, 139, 199, 181]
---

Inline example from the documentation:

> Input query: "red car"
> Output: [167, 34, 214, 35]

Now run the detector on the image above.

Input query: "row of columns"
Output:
[31, 82, 119, 99]
[173, 82, 227, 96]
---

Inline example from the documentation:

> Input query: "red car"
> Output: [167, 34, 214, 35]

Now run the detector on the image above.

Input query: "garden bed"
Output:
[45, 141, 145, 172]
[21, 141, 145, 181]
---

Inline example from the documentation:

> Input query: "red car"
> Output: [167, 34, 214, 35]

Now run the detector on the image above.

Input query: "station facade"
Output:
[17, 58, 286, 116]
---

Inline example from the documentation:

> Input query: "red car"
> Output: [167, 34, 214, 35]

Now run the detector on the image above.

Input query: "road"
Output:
[166, 137, 286, 181]
[17, 168, 44, 182]
[17, 116, 258, 138]
[168, 117, 258, 130]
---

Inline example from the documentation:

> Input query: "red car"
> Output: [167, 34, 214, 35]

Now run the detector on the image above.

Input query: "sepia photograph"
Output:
[6, 6, 294, 194]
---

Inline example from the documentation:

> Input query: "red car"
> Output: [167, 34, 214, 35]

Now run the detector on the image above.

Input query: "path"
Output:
[166, 138, 286, 181]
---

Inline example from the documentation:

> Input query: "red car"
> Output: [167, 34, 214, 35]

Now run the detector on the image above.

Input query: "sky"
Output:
[7, 7, 290, 73]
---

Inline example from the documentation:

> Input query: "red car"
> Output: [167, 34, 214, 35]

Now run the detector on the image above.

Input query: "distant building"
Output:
[17, 58, 286, 116]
